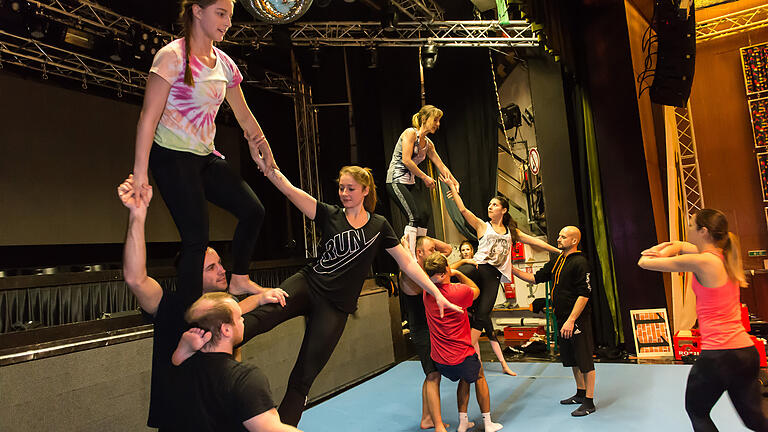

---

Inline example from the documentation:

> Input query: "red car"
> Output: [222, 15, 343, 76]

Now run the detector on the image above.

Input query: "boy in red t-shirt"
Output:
[423, 252, 504, 432]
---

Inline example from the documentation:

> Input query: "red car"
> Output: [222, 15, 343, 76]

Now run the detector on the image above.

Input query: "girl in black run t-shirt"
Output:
[242, 159, 463, 426]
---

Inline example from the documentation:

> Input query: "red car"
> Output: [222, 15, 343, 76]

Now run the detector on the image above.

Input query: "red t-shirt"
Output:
[423, 283, 476, 365]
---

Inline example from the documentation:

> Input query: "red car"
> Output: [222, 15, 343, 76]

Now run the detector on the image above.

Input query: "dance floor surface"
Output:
[301, 361, 750, 431]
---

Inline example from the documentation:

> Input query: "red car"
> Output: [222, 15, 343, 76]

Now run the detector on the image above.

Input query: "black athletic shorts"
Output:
[558, 315, 595, 373]
[402, 292, 437, 375]
[435, 353, 482, 383]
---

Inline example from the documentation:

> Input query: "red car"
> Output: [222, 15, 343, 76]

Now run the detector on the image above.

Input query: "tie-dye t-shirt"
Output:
[150, 38, 243, 156]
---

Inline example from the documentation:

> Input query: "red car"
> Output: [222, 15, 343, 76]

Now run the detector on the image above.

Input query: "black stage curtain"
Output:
[0, 266, 302, 334]
[424, 48, 499, 242]
[292, 47, 499, 274]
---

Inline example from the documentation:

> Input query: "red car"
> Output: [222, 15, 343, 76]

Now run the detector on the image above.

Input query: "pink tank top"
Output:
[692, 251, 753, 350]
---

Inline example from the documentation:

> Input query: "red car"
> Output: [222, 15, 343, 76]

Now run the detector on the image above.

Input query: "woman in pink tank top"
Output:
[638, 208, 768, 432]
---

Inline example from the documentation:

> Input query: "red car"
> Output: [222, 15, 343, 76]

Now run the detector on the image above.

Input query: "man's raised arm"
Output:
[119, 175, 163, 315]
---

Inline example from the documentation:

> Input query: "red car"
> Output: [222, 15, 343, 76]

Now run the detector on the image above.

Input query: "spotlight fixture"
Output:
[311, 45, 320, 68]
[366, 46, 378, 69]
[380, 7, 398, 32]
[422, 44, 438, 69]
[27, 13, 48, 39]
[109, 36, 124, 63]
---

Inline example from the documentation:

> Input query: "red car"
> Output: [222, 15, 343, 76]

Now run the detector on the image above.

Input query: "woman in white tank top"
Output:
[443, 178, 560, 375]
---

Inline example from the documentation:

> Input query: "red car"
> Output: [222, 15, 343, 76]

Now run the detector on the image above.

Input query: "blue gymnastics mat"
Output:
[300, 361, 751, 431]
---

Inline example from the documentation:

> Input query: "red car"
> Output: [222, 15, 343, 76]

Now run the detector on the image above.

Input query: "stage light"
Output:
[422, 44, 438, 69]
[64, 27, 94, 50]
[109, 37, 125, 63]
[381, 7, 398, 32]
[366, 46, 378, 69]
[27, 14, 48, 39]
[311, 46, 321, 68]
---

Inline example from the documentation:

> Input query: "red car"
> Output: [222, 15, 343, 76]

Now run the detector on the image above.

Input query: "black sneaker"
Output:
[571, 404, 596, 416]
[559, 395, 584, 405]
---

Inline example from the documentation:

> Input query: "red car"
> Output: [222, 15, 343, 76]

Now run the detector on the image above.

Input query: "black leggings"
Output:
[242, 272, 349, 426]
[468, 263, 500, 344]
[386, 182, 429, 227]
[685, 346, 768, 432]
[149, 144, 265, 308]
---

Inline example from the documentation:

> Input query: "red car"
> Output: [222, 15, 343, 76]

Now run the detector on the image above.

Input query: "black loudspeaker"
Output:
[501, 103, 522, 130]
[650, 1, 696, 108]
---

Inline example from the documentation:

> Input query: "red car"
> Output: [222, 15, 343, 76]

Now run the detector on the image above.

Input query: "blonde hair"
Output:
[185, 292, 237, 348]
[179, 0, 234, 87]
[338, 166, 377, 212]
[411, 105, 443, 128]
[694, 209, 747, 287]
[423, 252, 448, 277]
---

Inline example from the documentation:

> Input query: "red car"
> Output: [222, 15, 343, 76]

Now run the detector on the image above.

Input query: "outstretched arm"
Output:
[254, 156, 318, 220]
[243, 408, 302, 432]
[641, 241, 699, 257]
[441, 175, 484, 235]
[426, 140, 459, 193]
[237, 288, 289, 314]
[511, 266, 536, 284]
[226, 84, 277, 172]
[450, 258, 477, 270]
[119, 175, 163, 315]
[517, 230, 561, 254]
[387, 244, 463, 317]
[637, 254, 708, 274]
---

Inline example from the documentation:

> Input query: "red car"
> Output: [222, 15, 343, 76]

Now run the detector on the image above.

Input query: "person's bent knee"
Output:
[426, 371, 441, 383]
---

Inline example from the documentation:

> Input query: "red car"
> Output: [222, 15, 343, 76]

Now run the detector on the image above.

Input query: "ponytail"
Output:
[695, 208, 747, 287]
[179, 0, 233, 87]
[338, 166, 378, 213]
[411, 105, 443, 128]
[724, 232, 747, 287]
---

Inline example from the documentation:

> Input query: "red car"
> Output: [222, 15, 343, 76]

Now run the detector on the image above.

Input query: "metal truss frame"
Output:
[290, 54, 321, 258]
[24, 0, 175, 39]
[390, 0, 444, 22]
[0, 30, 148, 97]
[696, 4, 768, 43]
[227, 20, 537, 47]
[673, 105, 704, 216]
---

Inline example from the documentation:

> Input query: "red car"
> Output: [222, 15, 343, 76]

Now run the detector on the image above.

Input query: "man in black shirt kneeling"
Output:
[512, 226, 597, 417]
[170, 292, 301, 432]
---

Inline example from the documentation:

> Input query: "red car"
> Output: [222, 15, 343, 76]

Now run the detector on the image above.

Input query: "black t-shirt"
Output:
[143, 288, 188, 428]
[170, 352, 276, 431]
[304, 202, 400, 313]
[534, 252, 592, 321]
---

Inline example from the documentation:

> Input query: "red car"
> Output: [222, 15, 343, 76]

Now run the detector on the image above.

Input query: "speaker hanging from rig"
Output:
[649, 0, 696, 108]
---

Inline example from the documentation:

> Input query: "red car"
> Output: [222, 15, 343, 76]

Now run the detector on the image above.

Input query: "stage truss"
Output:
[0, 2, 540, 257]
[227, 20, 537, 47]
[390, 0, 444, 22]
[696, 4, 768, 43]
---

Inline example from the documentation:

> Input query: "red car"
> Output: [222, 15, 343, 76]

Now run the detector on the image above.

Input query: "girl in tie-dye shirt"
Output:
[131, 0, 273, 324]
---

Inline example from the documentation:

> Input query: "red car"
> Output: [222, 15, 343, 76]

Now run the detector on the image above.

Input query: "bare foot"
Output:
[229, 275, 264, 295]
[503, 367, 517, 376]
[420, 419, 452, 430]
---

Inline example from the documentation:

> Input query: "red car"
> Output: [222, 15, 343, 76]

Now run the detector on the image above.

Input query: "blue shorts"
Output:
[435, 353, 481, 383]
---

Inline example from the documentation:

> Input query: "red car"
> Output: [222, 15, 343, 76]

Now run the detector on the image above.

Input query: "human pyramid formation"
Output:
[115, 1, 768, 431]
